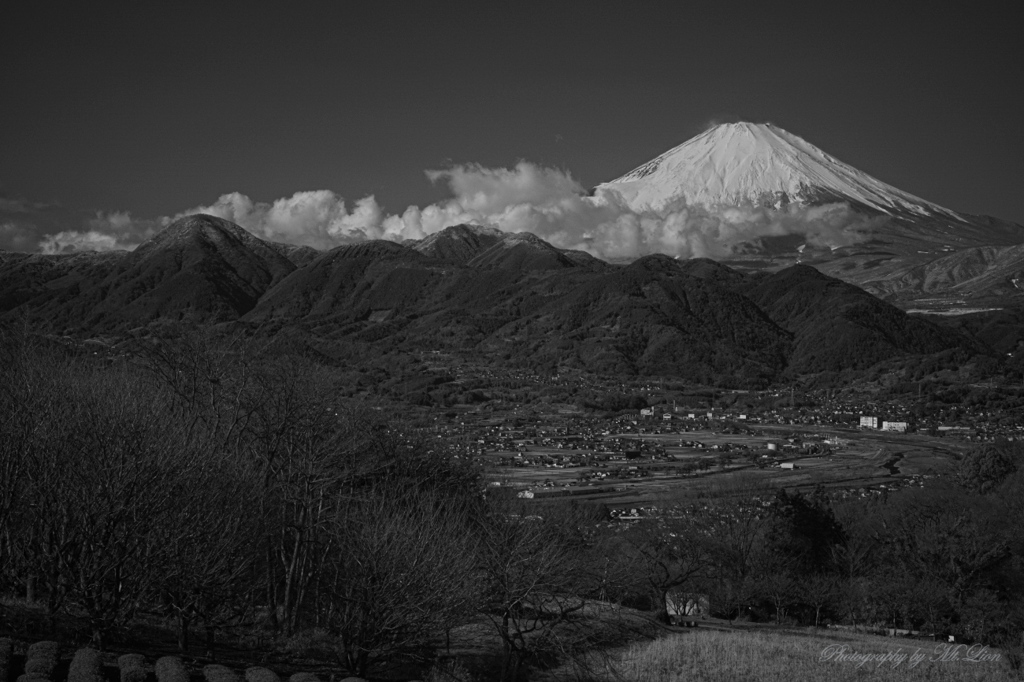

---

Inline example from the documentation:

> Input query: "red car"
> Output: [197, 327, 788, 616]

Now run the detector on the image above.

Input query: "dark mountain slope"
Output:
[0, 250, 121, 312]
[467, 232, 581, 270]
[743, 265, 974, 373]
[0, 216, 1000, 383]
[412, 224, 504, 263]
[488, 254, 792, 385]
[931, 307, 1024, 356]
[246, 240, 597, 357]
[245, 240, 436, 323]
[25, 214, 297, 330]
[266, 241, 321, 267]
[674, 257, 751, 288]
[560, 249, 610, 270]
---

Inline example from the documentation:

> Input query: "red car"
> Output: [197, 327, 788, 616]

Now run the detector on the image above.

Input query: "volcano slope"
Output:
[596, 121, 1024, 309]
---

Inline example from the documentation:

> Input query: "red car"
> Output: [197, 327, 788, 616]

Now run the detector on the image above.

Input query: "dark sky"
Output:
[2, 1, 1021, 238]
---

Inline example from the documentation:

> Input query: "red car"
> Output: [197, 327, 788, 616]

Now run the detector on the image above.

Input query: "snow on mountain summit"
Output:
[597, 122, 963, 221]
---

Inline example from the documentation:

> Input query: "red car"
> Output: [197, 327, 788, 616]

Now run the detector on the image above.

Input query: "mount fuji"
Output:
[597, 122, 1024, 307]
[598, 122, 960, 220]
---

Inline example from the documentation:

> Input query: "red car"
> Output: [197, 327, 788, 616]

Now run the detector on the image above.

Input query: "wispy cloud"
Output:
[39, 230, 121, 254]
[0, 221, 38, 252]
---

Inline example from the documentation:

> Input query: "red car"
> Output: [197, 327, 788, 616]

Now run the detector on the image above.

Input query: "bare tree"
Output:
[755, 556, 798, 625]
[0, 334, 62, 600]
[318, 489, 482, 677]
[2, 353, 198, 646]
[151, 453, 263, 652]
[800, 573, 840, 627]
[619, 516, 708, 620]
[476, 498, 607, 682]
[698, 503, 770, 622]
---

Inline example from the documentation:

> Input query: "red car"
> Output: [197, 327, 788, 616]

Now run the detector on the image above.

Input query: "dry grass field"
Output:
[560, 629, 1016, 682]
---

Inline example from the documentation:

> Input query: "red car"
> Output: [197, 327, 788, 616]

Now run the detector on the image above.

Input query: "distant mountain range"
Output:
[2, 215, 1011, 386]
[3, 122, 1022, 383]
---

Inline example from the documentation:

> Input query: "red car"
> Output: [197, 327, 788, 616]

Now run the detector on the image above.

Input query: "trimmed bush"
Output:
[1, 638, 14, 682]
[288, 675, 319, 682]
[25, 642, 58, 660]
[23, 640, 58, 680]
[202, 665, 240, 682]
[118, 654, 147, 682]
[244, 668, 279, 682]
[69, 649, 104, 682]
[22, 659, 56, 678]
[154, 658, 188, 682]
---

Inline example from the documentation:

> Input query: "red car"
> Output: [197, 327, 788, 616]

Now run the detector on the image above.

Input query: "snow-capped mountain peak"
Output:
[597, 122, 963, 221]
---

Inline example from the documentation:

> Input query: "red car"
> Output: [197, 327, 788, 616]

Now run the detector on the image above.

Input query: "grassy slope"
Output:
[564, 628, 1014, 682]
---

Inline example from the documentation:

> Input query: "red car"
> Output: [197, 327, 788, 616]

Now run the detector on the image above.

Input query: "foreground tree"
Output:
[318, 489, 481, 677]
[698, 502, 770, 622]
[151, 454, 263, 652]
[475, 498, 612, 682]
[799, 573, 840, 627]
[4, 354, 199, 646]
[619, 515, 708, 620]
[957, 441, 1021, 494]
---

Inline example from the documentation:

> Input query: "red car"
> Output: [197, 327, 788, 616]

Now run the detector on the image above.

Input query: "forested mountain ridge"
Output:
[0, 215, 1007, 385]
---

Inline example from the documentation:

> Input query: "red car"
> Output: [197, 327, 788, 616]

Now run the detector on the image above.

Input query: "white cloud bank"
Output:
[23, 161, 880, 258]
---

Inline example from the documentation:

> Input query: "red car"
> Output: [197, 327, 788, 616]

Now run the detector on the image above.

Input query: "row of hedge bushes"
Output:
[0, 643, 324, 682]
